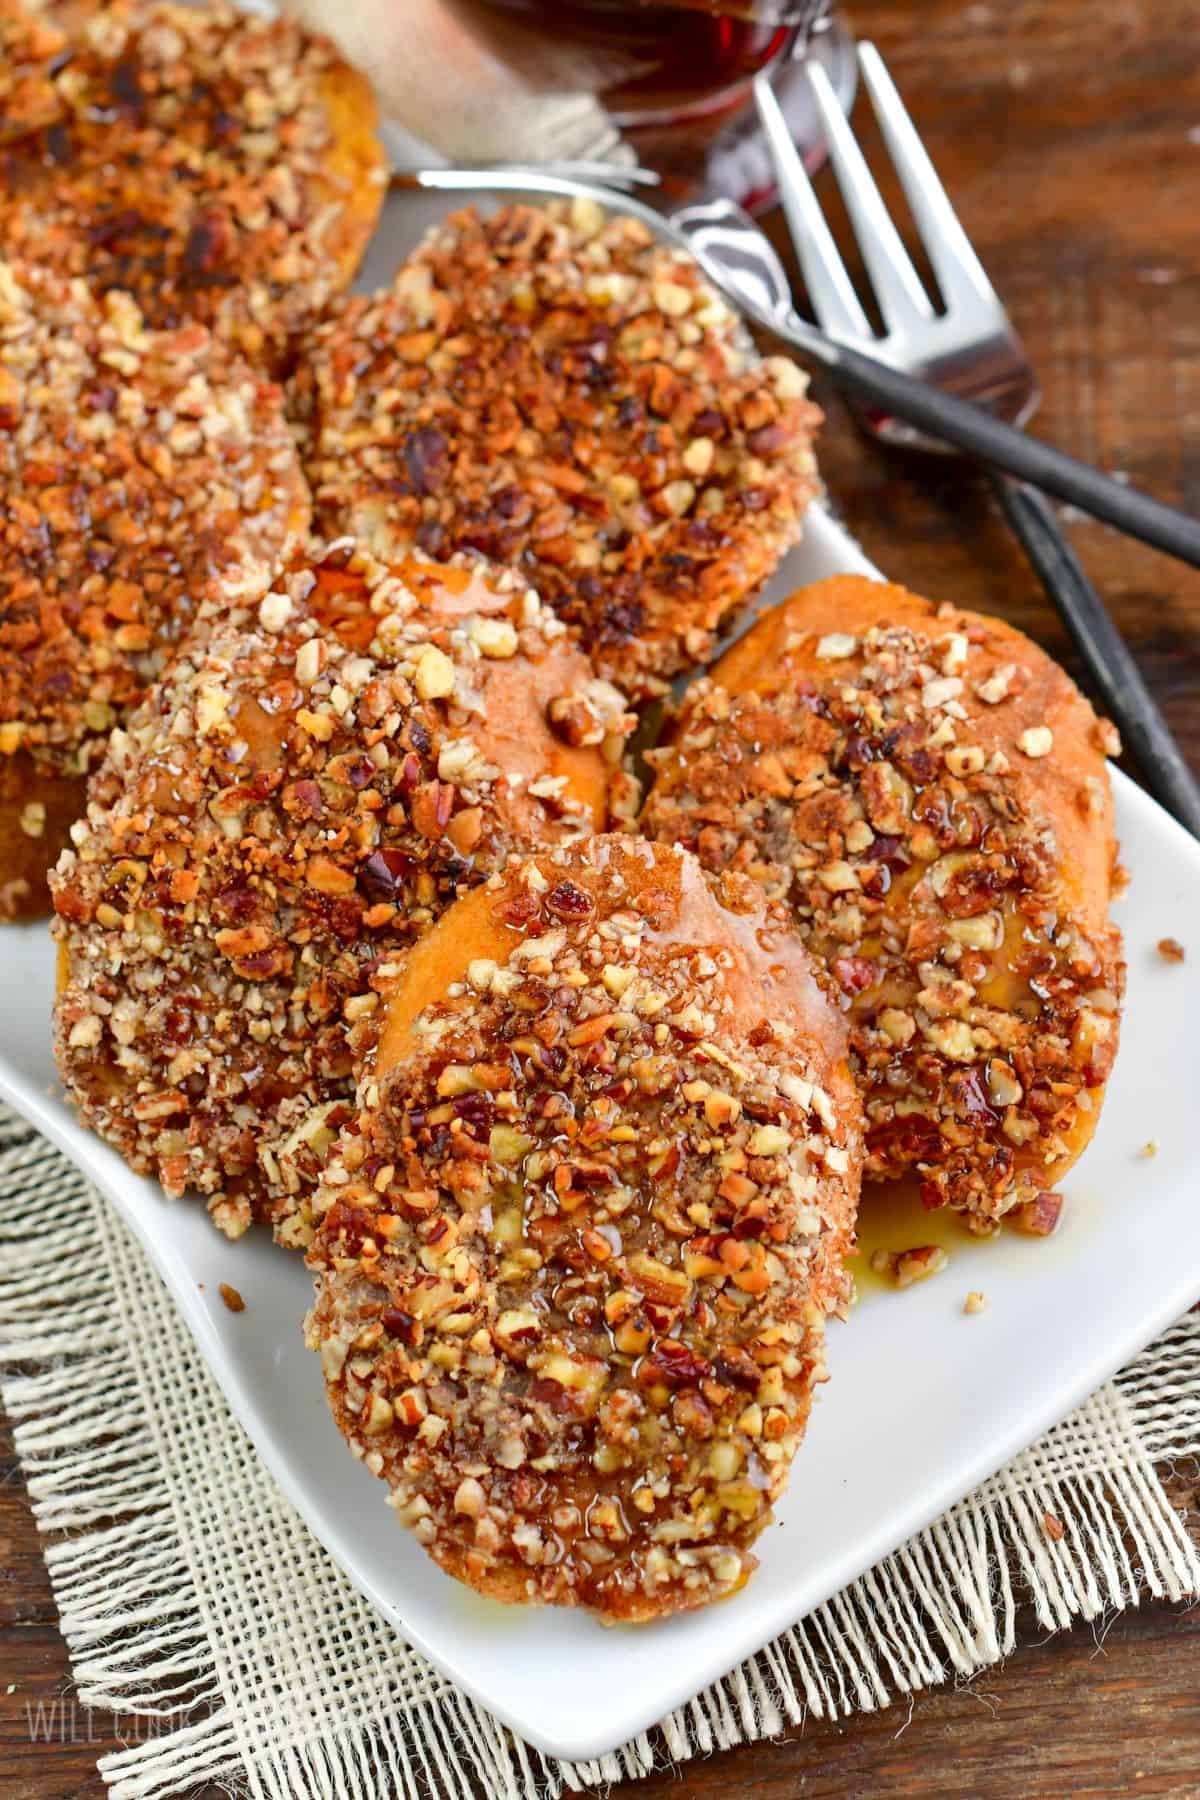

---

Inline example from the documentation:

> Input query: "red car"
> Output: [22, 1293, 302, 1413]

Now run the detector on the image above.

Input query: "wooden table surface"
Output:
[3, 0, 1200, 1794]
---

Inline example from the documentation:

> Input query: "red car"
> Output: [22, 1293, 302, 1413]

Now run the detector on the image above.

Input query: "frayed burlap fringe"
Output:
[1, 1107, 1197, 1800]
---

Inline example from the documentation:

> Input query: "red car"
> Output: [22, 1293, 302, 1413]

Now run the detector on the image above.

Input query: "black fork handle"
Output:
[993, 477, 1200, 838]
[820, 339, 1200, 570]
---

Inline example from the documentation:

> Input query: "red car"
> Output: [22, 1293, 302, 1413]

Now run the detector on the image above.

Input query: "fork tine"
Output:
[752, 75, 873, 342]
[857, 43, 1000, 312]
[804, 60, 935, 333]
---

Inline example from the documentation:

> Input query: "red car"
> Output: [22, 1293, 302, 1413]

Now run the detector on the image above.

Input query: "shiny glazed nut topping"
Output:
[51, 545, 633, 1242]
[0, 254, 310, 920]
[642, 576, 1126, 1230]
[305, 837, 863, 1621]
[294, 201, 823, 697]
[0, 0, 385, 367]
[0, 257, 309, 778]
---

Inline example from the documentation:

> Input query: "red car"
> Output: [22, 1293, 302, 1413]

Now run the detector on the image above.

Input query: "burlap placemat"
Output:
[1, 1106, 1198, 1799]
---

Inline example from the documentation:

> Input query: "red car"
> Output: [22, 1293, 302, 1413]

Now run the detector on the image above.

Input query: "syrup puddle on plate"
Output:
[848, 1173, 1104, 1303]
[848, 1176, 978, 1301]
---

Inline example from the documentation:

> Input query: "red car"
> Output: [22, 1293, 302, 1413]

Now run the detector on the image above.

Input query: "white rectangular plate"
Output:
[4, 186, 1200, 1763]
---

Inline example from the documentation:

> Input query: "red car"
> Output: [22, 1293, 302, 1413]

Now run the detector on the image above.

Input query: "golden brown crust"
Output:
[306, 837, 862, 1620]
[0, 257, 310, 921]
[315, 57, 389, 294]
[712, 579, 1118, 951]
[0, 0, 386, 369]
[0, 754, 83, 923]
[51, 547, 633, 1240]
[642, 575, 1125, 1228]
[295, 200, 822, 697]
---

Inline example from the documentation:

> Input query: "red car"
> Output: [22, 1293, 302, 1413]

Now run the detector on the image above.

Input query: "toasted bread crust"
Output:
[0, 256, 310, 921]
[0, 755, 84, 923]
[316, 57, 388, 292]
[712, 578, 1119, 952]
[307, 837, 862, 1619]
[643, 576, 1125, 1227]
[52, 549, 632, 1238]
[295, 201, 821, 697]
[0, 0, 386, 368]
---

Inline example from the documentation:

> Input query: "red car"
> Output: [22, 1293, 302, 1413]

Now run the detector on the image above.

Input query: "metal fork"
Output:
[390, 161, 660, 193]
[756, 46, 1200, 837]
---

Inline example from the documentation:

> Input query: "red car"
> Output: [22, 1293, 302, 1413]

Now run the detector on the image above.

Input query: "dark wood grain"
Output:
[793, 0, 1200, 786]
[3, 2, 1199, 1796]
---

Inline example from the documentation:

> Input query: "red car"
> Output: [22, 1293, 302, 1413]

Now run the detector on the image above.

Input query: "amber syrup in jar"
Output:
[466, 0, 815, 122]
